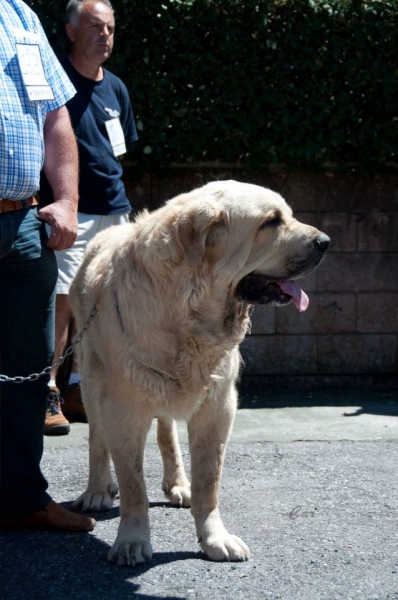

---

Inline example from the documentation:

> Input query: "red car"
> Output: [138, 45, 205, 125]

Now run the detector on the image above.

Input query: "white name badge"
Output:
[105, 117, 126, 157]
[16, 43, 54, 101]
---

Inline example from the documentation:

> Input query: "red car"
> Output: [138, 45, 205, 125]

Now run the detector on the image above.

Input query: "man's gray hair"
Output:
[66, 0, 114, 26]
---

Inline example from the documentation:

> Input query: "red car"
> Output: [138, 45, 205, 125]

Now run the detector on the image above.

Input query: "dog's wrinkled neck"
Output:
[114, 289, 180, 384]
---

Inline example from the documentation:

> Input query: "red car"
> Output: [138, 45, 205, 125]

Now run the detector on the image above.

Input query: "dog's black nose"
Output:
[314, 234, 331, 252]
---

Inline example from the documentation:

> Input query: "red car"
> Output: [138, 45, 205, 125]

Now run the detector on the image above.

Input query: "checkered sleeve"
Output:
[0, 0, 76, 199]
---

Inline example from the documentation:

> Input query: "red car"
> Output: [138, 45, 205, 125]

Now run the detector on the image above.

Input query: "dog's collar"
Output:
[114, 290, 180, 384]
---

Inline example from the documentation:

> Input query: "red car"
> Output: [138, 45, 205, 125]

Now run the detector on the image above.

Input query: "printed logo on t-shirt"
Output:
[104, 107, 120, 118]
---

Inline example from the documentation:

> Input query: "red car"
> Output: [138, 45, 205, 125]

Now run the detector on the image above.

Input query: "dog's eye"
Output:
[259, 215, 281, 230]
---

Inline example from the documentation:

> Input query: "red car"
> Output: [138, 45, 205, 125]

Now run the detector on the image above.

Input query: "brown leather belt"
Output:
[0, 196, 38, 214]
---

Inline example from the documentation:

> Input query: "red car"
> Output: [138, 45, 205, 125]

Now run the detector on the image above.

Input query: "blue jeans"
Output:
[0, 207, 58, 517]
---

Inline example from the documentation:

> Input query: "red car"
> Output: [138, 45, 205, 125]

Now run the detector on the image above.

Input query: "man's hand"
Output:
[38, 200, 77, 250]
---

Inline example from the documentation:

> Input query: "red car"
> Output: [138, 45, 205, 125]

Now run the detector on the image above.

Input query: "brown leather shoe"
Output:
[44, 387, 70, 436]
[0, 501, 96, 532]
[63, 383, 87, 423]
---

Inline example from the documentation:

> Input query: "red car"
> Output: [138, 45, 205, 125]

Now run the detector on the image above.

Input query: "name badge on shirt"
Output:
[105, 118, 126, 157]
[16, 43, 54, 101]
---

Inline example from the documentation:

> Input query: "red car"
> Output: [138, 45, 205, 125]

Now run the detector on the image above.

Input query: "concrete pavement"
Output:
[1, 386, 397, 600]
[44, 386, 398, 447]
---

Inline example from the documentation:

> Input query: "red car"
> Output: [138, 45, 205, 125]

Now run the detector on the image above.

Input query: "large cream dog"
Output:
[70, 180, 330, 566]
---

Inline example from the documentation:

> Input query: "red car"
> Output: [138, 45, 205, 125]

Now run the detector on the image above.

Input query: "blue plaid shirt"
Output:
[0, 0, 76, 200]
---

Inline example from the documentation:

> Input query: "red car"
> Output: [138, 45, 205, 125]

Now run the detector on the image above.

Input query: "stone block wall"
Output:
[123, 165, 398, 387]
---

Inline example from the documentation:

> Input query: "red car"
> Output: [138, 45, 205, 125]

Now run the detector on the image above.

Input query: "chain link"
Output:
[0, 305, 98, 384]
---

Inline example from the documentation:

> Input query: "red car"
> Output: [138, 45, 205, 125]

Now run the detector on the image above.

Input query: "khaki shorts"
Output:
[55, 212, 129, 294]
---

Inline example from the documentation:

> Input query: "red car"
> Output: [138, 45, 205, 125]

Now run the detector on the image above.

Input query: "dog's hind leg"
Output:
[157, 416, 191, 507]
[73, 351, 118, 512]
[188, 383, 250, 562]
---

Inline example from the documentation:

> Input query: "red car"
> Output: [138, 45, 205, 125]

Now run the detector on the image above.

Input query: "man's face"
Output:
[68, 1, 115, 64]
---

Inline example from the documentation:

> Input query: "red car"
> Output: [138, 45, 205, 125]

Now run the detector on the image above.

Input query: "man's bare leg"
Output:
[50, 294, 73, 383]
[51, 293, 86, 422]
[44, 294, 73, 435]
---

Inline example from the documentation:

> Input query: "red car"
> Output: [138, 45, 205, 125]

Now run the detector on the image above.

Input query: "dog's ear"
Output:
[174, 204, 229, 267]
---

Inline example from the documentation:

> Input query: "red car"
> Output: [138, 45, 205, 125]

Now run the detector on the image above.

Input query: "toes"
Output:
[73, 490, 115, 512]
[202, 535, 250, 562]
[107, 539, 153, 567]
[108, 482, 119, 498]
[226, 535, 250, 561]
[203, 539, 230, 561]
[167, 485, 191, 508]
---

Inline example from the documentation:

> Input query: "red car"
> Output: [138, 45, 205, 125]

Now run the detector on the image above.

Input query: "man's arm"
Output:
[39, 106, 79, 251]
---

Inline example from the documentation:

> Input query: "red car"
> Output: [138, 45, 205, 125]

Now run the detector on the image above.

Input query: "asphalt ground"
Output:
[1, 386, 397, 600]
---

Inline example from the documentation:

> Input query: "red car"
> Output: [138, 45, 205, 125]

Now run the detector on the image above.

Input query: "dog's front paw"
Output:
[73, 482, 119, 512]
[200, 533, 250, 562]
[163, 483, 191, 508]
[107, 537, 153, 566]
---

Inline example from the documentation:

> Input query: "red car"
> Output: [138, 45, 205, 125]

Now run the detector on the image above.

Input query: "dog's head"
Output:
[166, 180, 330, 312]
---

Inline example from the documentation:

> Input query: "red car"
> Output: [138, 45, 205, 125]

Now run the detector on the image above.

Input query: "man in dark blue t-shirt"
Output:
[41, 0, 138, 434]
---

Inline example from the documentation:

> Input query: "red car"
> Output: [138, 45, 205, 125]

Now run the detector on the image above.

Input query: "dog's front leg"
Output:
[188, 386, 250, 562]
[102, 395, 153, 566]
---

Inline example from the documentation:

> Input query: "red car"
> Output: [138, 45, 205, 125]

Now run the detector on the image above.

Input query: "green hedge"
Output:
[29, 0, 397, 172]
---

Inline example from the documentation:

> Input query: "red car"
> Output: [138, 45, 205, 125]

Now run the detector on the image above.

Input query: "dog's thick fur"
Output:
[70, 180, 329, 566]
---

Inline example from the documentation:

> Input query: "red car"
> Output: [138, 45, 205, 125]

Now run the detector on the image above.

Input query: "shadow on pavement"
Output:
[238, 383, 398, 417]
[0, 518, 197, 600]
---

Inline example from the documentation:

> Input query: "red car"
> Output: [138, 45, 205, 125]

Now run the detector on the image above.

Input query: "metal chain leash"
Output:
[0, 305, 98, 384]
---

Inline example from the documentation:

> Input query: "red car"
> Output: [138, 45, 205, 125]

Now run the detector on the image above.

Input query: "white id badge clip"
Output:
[16, 43, 54, 101]
[105, 117, 127, 157]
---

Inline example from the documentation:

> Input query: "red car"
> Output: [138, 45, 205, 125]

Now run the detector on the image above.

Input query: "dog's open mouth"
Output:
[236, 274, 309, 312]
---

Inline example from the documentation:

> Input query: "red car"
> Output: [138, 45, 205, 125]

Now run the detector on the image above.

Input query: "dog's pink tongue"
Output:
[279, 281, 309, 312]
